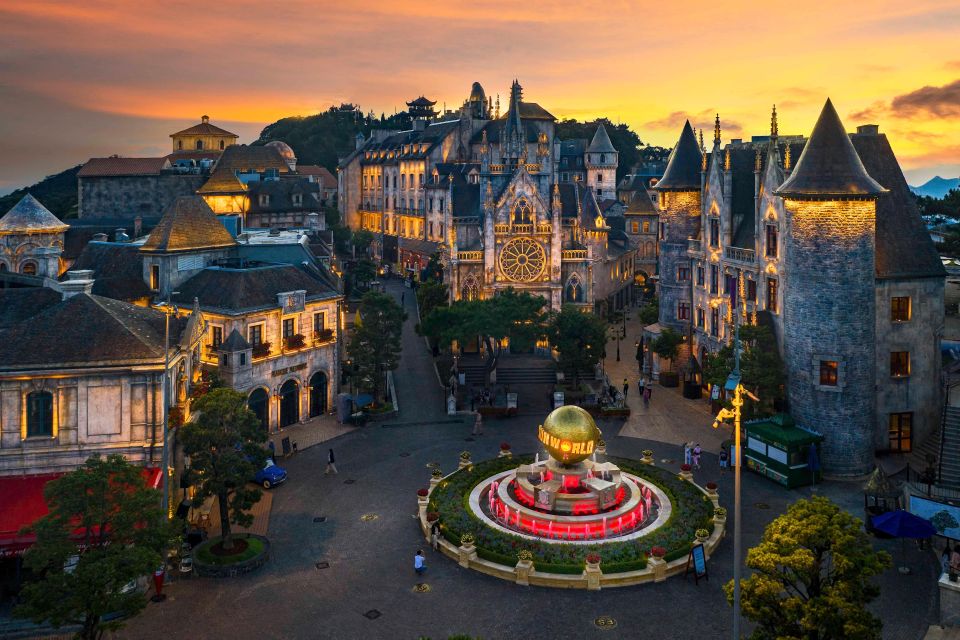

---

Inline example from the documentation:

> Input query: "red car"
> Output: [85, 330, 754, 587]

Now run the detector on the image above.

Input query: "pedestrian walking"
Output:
[642, 382, 651, 408]
[637, 377, 644, 395]
[325, 448, 338, 475]
[472, 411, 484, 436]
[267, 440, 276, 463]
[622, 378, 629, 399]
[415, 549, 427, 575]
[692, 443, 702, 470]
[683, 442, 692, 466]
[430, 521, 441, 551]
[719, 449, 729, 474]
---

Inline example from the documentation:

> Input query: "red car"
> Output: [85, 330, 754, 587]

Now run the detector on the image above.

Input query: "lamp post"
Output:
[160, 292, 179, 523]
[712, 319, 758, 640]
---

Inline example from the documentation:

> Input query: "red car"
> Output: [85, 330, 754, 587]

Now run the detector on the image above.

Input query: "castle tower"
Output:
[653, 121, 702, 333]
[585, 124, 618, 201]
[502, 80, 525, 166]
[775, 99, 886, 476]
[466, 82, 488, 119]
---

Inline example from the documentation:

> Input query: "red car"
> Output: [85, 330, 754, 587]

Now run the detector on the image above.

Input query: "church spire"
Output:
[713, 114, 721, 146]
[770, 104, 779, 139]
[698, 129, 705, 154]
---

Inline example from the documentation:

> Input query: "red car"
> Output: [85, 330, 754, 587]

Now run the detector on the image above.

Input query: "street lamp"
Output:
[711, 320, 758, 640]
[159, 292, 180, 523]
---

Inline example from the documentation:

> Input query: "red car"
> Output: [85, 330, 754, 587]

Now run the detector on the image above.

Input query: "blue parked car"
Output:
[254, 459, 287, 489]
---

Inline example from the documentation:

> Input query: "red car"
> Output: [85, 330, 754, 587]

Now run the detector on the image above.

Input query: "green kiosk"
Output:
[743, 414, 823, 489]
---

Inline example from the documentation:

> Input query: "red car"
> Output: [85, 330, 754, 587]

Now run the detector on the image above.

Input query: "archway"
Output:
[247, 388, 269, 431]
[309, 371, 328, 418]
[279, 379, 300, 428]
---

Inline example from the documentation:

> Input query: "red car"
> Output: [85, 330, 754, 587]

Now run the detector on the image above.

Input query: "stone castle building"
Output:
[339, 80, 636, 313]
[0, 194, 68, 279]
[654, 100, 945, 475]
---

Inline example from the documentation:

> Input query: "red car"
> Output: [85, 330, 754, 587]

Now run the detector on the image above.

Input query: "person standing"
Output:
[622, 378, 629, 399]
[325, 448, 338, 475]
[719, 448, 729, 475]
[401, 292, 405, 306]
[472, 411, 484, 436]
[683, 442, 692, 466]
[430, 521, 441, 551]
[692, 443, 702, 470]
[643, 381, 652, 408]
[414, 549, 426, 575]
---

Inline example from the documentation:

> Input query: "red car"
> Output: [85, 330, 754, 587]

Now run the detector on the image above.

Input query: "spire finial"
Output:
[771, 104, 778, 139]
[724, 147, 731, 171]
[784, 144, 792, 171]
[698, 129, 705, 153]
[714, 114, 721, 145]
[755, 148, 762, 172]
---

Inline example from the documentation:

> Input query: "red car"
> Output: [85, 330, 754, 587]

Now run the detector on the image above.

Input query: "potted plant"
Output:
[460, 533, 475, 549]
[585, 552, 602, 568]
[705, 481, 719, 499]
[650, 546, 667, 559]
[426, 511, 439, 523]
[517, 549, 534, 562]
[695, 528, 711, 544]
[431, 468, 443, 479]
[499, 442, 512, 458]
[417, 487, 429, 506]
[714, 507, 727, 524]
[641, 449, 654, 464]
[252, 341, 271, 359]
[679, 463, 693, 480]
[650, 328, 683, 387]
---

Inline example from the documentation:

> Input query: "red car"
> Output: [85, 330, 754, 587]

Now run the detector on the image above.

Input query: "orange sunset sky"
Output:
[1, 0, 958, 194]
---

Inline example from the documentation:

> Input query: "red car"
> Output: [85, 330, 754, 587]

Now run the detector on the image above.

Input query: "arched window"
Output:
[461, 275, 480, 301]
[20, 261, 37, 276]
[195, 140, 204, 150]
[0, 262, 7, 271]
[26, 391, 53, 437]
[600, 153, 605, 163]
[565, 275, 583, 302]
[219, 140, 225, 150]
[513, 199, 531, 224]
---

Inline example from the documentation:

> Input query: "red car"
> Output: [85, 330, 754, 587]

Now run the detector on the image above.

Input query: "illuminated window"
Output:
[677, 266, 690, 282]
[766, 278, 778, 311]
[631, 222, 639, 234]
[283, 318, 295, 339]
[696, 307, 705, 328]
[819, 361, 838, 386]
[177, 141, 183, 150]
[642, 221, 650, 233]
[890, 352, 910, 377]
[20, 262, 37, 276]
[709, 218, 720, 247]
[765, 224, 778, 258]
[677, 302, 690, 321]
[211, 326, 223, 348]
[248, 324, 263, 346]
[891, 297, 911, 322]
[888, 413, 912, 452]
[26, 391, 53, 438]
[710, 308, 719, 336]
[400, 174, 406, 189]
[710, 265, 718, 294]
[150, 265, 160, 291]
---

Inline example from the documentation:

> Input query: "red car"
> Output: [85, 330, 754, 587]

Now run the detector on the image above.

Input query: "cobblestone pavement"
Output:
[118, 286, 939, 640]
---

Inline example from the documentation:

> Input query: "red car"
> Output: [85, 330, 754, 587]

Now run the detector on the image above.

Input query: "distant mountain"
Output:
[910, 176, 960, 199]
[0, 165, 81, 219]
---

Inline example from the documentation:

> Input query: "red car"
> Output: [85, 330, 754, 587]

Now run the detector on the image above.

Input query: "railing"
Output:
[494, 223, 544, 234]
[687, 238, 702, 254]
[724, 246, 756, 264]
[536, 224, 552, 234]
[524, 164, 541, 173]
[489, 164, 505, 172]
[283, 334, 307, 351]
[457, 251, 483, 261]
[359, 204, 384, 213]
[395, 206, 425, 216]
[313, 329, 335, 345]
[562, 249, 588, 260]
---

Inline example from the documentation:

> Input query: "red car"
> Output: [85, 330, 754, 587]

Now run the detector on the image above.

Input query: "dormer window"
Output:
[292, 194, 303, 207]
[259, 194, 270, 206]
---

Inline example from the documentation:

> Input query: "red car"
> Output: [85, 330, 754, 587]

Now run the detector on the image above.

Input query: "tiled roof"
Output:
[654, 121, 702, 191]
[77, 157, 169, 178]
[517, 101, 556, 121]
[0, 294, 188, 370]
[197, 166, 247, 194]
[170, 120, 238, 138]
[212, 144, 290, 175]
[399, 237, 440, 256]
[66, 241, 152, 301]
[170, 263, 338, 315]
[247, 178, 320, 213]
[297, 165, 338, 189]
[0, 288, 61, 330]
[141, 196, 237, 253]
[0, 194, 68, 233]
[777, 99, 885, 198]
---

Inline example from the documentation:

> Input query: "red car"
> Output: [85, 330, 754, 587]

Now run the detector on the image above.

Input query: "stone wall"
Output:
[79, 174, 206, 220]
[783, 198, 876, 476]
[875, 276, 944, 452]
[657, 190, 700, 332]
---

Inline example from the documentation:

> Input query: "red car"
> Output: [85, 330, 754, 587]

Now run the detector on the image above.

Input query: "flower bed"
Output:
[428, 455, 714, 575]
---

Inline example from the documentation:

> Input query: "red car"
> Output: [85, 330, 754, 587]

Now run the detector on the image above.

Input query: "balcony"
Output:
[724, 246, 756, 265]
[562, 249, 588, 261]
[359, 204, 384, 213]
[457, 250, 483, 262]
[687, 238, 702, 256]
[395, 206, 425, 216]
[283, 334, 307, 351]
[313, 328, 335, 345]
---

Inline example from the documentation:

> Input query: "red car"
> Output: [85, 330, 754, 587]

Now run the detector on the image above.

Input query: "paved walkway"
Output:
[268, 413, 354, 456]
[206, 491, 273, 538]
[115, 290, 940, 640]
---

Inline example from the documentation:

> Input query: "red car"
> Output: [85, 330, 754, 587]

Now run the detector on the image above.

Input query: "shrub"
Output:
[642, 449, 654, 457]
[459, 451, 472, 460]
[650, 546, 667, 558]
[460, 533, 475, 545]
[517, 549, 533, 562]
[586, 553, 601, 564]
[714, 507, 727, 518]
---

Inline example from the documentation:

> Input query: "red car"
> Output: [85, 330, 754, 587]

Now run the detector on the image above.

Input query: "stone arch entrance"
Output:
[279, 379, 300, 428]
[309, 371, 328, 418]
[248, 388, 269, 431]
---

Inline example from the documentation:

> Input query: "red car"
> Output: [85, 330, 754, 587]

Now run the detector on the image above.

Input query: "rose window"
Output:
[499, 237, 545, 282]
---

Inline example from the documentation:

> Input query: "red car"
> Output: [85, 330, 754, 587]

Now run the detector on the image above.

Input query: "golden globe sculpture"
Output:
[537, 405, 601, 464]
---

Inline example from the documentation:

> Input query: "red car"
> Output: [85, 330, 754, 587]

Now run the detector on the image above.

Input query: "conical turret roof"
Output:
[653, 121, 702, 191]
[777, 99, 885, 199]
[587, 124, 616, 153]
[0, 194, 68, 233]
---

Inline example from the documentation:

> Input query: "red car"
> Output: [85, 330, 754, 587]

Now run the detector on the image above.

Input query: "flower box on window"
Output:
[314, 328, 335, 343]
[252, 342, 271, 359]
[284, 334, 306, 350]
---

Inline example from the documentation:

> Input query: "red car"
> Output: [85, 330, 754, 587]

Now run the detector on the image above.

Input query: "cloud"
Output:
[848, 101, 888, 121]
[643, 109, 743, 139]
[890, 79, 960, 117]
[946, 61, 960, 71]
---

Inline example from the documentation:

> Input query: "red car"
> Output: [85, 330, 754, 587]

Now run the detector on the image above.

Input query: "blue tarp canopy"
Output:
[871, 510, 936, 539]
[351, 394, 374, 409]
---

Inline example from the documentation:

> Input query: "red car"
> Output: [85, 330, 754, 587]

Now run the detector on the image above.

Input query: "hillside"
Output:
[0, 165, 81, 219]
[911, 176, 959, 198]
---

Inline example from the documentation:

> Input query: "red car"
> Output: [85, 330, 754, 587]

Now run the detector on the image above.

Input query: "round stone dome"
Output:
[469, 81, 485, 102]
[538, 406, 601, 465]
[265, 140, 297, 164]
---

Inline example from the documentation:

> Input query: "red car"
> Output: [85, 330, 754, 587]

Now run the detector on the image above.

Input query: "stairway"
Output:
[458, 358, 488, 388]
[940, 407, 960, 488]
[495, 354, 558, 385]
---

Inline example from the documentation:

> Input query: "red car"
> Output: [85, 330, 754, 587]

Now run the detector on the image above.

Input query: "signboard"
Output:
[910, 496, 960, 540]
[685, 543, 708, 584]
[506, 393, 518, 409]
[553, 392, 564, 409]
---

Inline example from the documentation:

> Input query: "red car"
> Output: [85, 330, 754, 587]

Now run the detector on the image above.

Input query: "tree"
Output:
[349, 291, 406, 404]
[416, 280, 448, 321]
[15, 455, 172, 640]
[930, 509, 959, 534]
[701, 324, 785, 417]
[554, 118, 644, 182]
[421, 252, 444, 283]
[725, 496, 891, 640]
[180, 388, 266, 551]
[547, 305, 607, 387]
[637, 296, 659, 326]
[650, 327, 683, 373]
[352, 228, 374, 255]
[350, 259, 377, 292]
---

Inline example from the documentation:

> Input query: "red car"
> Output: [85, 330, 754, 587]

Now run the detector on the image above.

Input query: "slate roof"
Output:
[0, 194, 69, 233]
[170, 119, 238, 138]
[170, 263, 339, 315]
[516, 101, 556, 121]
[0, 293, 188, 370]
[66, 241, 152, 301]
[587, 125, 616, 153]
[777, 99, 885, 198]
[63, 218, 159, 261]
[852, 132, 946, 279]
[212, 144, 290, 175]
[197, 166, 247, 194]
[247, 178, 321, 213]
[77, 157, 169, 178]
[296, 165, 338, 189]
[559, 139, 587, 157]
[360, 120, 461, 164]
[470, 119, 542, 145]
[0, 288, 61, 330]
[141, 196, 237, 253]
[221, 328, 251, 351]
[654, 121, 702, 191]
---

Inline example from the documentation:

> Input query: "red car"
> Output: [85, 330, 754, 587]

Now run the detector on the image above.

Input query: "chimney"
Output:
[856, 124, 879, 136]
[92, 233, 108, 242]
[61, 270, 94, 300]
[134, 216, 143, 237]
[114, 228, 129, 242]
[201, 114, 210, 124]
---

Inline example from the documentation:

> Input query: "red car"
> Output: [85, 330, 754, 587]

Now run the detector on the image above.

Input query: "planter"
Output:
[641, 450, 654, 465]
[583, 561, 602, 591]
[515, 559, 534, 586]
[679, 470, 693, 481]
[648, 555, 667, 583]
[682, 381, 702, 399]
[192, 535, 270, 578]
[659, 372, 679, 388]
[430, 476, 442, 490]
[458, 542, 477, 568]
[498, 449, 513, 458]
[714, 514, 727, 527]
[705, 483, 719, 500]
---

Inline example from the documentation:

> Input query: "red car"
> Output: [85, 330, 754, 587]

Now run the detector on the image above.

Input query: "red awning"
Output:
[0, 467, 162, 557]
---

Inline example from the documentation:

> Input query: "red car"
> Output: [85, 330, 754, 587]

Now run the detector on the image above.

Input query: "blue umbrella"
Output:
[871, 510, 936, 539]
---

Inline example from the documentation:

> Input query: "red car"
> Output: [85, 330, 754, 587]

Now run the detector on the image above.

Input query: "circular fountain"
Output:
[468, 406, 670, 543]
